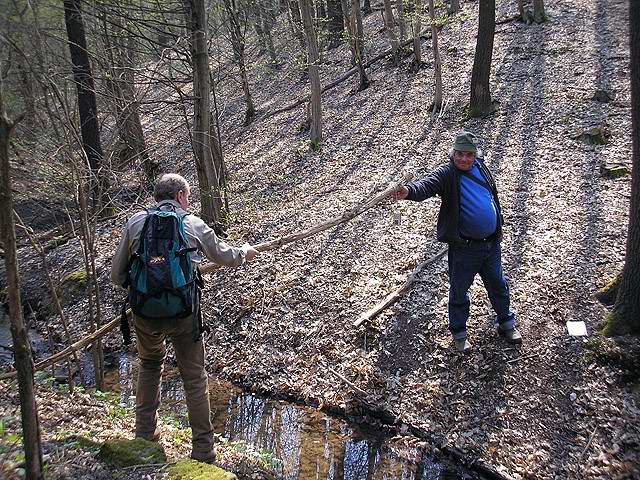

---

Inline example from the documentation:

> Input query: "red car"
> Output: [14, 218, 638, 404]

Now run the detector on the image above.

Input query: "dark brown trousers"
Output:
[133, 314, 214, 461]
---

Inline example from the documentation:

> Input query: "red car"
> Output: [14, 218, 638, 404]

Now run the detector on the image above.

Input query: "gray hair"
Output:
[153, 173, 190, 201]
[448, 147, 484, 160]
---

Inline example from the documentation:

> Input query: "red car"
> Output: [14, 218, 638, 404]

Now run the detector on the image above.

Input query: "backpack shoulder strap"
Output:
[134, 209, 154, 256]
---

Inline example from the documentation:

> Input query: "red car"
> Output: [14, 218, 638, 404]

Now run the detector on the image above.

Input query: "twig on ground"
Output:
[354, 247, 448, 327]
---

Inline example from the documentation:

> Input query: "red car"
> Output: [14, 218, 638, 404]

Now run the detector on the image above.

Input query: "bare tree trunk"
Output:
[0, 92, 44, 480]
[288, 0, 308, 53]
[185, 0, 225, 226]
[102, 15, 159, 183]
[223, 0, 256, 124]
[16, 63, 38, 132]
[260, 7, 279, 66]
[343, 0, 369, 90]
[429, 0, 442, 109]
[76, 179, 104, 389]
[449, 0, 460, 14]
[412, 0, 422, 65]
[532, 0, 545, 23]
[603, 0, 640, 336]
[383, 0, 399, 63]
[469, 0, 495, 117]
[317, 0, 327, 19]
[327, 0, 345, 48]
[63, 0, 106, 204]
[300, 0, 323, 150]
[517, 0, 525, 19]
[397, 0, 406, 43]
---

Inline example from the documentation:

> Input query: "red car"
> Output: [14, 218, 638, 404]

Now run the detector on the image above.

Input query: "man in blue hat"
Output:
[394, 132, 520, 353]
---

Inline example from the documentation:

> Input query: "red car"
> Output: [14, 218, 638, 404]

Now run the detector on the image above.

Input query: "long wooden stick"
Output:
[0, 313, 126, 380]
[353, 247, 447, 327]
[199, 172, 413, 275]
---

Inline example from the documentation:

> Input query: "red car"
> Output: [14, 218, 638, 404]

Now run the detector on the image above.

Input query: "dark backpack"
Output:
[120, 203, 204, 344]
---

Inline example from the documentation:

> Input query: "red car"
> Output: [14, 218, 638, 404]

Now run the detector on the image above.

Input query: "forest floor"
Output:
[2, 0, 640, 478]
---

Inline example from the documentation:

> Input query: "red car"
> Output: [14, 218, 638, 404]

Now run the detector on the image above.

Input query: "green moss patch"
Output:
[168, 460, 237, 480]
[577, 125, 610, 145]
[98, 438, 166, 468]
[61, 270, 88, 285]
[64, 435, 101, 450]
[600, 164, 631, 179]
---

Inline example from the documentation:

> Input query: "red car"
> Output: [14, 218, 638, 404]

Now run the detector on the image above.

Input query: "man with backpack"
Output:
[393, 132, 521, 353]
[110, 173, 258, 463]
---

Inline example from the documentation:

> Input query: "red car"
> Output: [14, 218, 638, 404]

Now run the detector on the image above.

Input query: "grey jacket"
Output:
[110, 200, 245, 287]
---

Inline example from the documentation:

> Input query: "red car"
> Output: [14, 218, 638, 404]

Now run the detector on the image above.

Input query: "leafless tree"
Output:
[300, 0, 322, 150]
[469, 0, 495, 117]
[0, 69, 44, 480]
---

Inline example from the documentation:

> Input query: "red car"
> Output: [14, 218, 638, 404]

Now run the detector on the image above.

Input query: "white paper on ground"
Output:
[567, 321, 588, 336]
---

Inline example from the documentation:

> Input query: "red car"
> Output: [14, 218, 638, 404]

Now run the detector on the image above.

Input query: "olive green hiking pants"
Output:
[133, 314, 214, 461]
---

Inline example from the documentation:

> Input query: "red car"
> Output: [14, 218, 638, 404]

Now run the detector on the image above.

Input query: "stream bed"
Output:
[104, 353, 480, 480]
[1, 309, 481, 479]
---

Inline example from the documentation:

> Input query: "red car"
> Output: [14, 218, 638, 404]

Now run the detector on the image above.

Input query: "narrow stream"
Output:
[0, 311, 479, 479]
[104, 354, 480, 480]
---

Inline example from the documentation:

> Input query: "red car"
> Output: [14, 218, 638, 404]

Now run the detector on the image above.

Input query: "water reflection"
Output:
[104, 354, 475, 480]
[0, 309, 47, 366]
[0, 311, 13, 365]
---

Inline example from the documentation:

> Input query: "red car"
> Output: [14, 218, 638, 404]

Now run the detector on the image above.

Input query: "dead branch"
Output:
[200, 172, 413, 275]
[353, 247, 447, 327]
[0, 314, 125, 381]
[260, 30, 432, 121]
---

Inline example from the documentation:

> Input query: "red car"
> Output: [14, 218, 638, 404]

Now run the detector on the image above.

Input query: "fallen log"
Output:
[0, 313, 127, 381]
[199, 172, 413, 275]
[260, 30, 433, 121]
[353, 247, 448, 327]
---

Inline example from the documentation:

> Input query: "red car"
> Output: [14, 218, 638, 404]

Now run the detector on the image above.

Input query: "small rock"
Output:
[570, 392, 577, 402]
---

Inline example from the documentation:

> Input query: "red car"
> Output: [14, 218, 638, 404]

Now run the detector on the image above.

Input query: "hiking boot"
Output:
[136, 431, 160, 442]
[191, 451, 216, 464]
[454, 338, 472, 353]
[499, 327, 522, 344]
